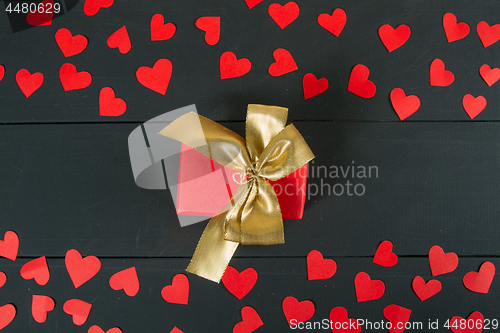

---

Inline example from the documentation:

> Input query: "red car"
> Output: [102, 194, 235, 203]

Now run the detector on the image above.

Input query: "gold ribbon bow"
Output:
[159, 104, 315, 282]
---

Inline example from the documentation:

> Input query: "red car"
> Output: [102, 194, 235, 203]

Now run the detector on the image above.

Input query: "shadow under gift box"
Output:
[176, 143, 308, 219]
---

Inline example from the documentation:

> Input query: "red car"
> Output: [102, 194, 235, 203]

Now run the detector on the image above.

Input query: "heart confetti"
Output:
[0, 65, 4, 82]
[268, 2, 299, 29]
[348, 64, 376, 98]
[0, 231, 19, 261]
[329, 307, 361, 333]
[31, 295, 55, 323]
[16, 69, 44, 98]
[268, 48, 298, 77]
[63, 299, 92, 326]
[390, 88, 420, 121]
[169, 327, 184, 333]
[99, 87, 127, 117]
[244, 0, 264, 9]
[84, 0, 114, 16]
[221, 266, 257, 300]
[136, 59, 173, 95]
[307, 250, 337, 280]
[151, 14, 176, 41]
[26, 0, 53, 26]
[88, 325, 123, 333]
[449, 311, 484, 333]
[282, 296, 315, 327]
[430, 58, 454, 87]
[443, 13, 470, 43]
[220, 51, 251, 79]
[60, 64, 92, 91]
[195, 17, 220, 45]
[428, 245, 458, 276]
[378, 24, 411, 52]
[462, 94, 487, 119]
[317, 8, 347, 37]
[65, 249, 101, 288]
[383, 304, 411, 333]
[303, 73, 328, 99]
[479, 64, 500, 87]
[55, 28, 88, 57]
[477, 21, 500, 48]
[0, 272, 5, 288]
[354, 272, 385, 302]
[0, 304, 16, 330]
[233, 306, 264, 333]
[373, 240, 399, 267]
[412, 276, 442, 301]
[161, 274, 189, 305]
[107, 26, 131, 54]
[109, 267, 140, 297]
[20, 256, 50, 285]
[463, 261, 495, 294]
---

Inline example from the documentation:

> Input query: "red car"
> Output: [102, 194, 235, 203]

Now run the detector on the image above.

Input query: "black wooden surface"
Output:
[1, 0, 500, 332]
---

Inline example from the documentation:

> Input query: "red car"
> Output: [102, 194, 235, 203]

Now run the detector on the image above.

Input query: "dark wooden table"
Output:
[0, 0, 499, 332]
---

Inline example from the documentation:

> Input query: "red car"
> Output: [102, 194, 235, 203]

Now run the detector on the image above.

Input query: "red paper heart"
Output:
[354, 272, 385, 302]
[221, 266, 257, 299]
[443, 13, 470, 43]
[0, 231, 19, 261]
[429, 245, 458, 276]
[234, 306, 264, 333]
[31, 295, 55, 323]
[55, 28, 88, 57]
[220, 51, 251, 79]
[329, 307, 361, 333]
[84, 0, 114, 16]
[150, 14, 176, 41]
[282, 296, 315, 327]
[373, 240, 399, 267]
[0, 272, 6, 288]
[449, 311, 484, 333]
[20, 256, 50, 285]
[390, 88, 420, 121]
[0, 304, 16, 330]
[479, 64, 500, 87]
[0, 65, 4, 82]
[161, 274, 189, 305]
[63, 299, 92, 326]
[136, 59, 172, 95]
[244, 0, 264, 9]
[59, 64, 92, 92]
[348, 64, 376, 98]
[268, 48, 298, 77]
[303, 73, 328, 99]
[383, 304, 411, 333]
[412, 276, 442, 301]
[16, 69, 44, 98]
[65, 249, 101, 288]
[169, 327, 183, 333]
[378, 24, 411, 52]
[477, 21, 500, 48]
[462, 94, 487, 120]
[317, 8, 346, 37]
[463, 261, 495, 294]
[99, 87, 127, 117]
[195, 17, 220, 46]
[268, 2, 299, 29]
[307, 250, 337, 280]
[109, 267, 140, 297]
[430, 58, 454, 87]
[107, 26, 131, 54]
[88, 325, 122, 333]
[26, 0, 53, 26]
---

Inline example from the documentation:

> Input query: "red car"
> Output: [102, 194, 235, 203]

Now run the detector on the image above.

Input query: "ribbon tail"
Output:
[186, 213, 239, 283]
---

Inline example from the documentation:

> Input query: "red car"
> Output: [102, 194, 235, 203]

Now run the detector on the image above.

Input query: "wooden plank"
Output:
[1, 122, 499, 257]
[0, 0, 499, 122]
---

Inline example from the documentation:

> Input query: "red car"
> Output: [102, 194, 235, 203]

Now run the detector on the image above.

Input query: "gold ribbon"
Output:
[159, 104, 315, 282]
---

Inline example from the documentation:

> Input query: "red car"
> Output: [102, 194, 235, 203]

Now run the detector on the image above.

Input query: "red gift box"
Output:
[176, 143, 308, 219]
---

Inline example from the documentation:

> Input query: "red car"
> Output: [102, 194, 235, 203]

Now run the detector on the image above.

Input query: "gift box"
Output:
[176, 143, 308, 219]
